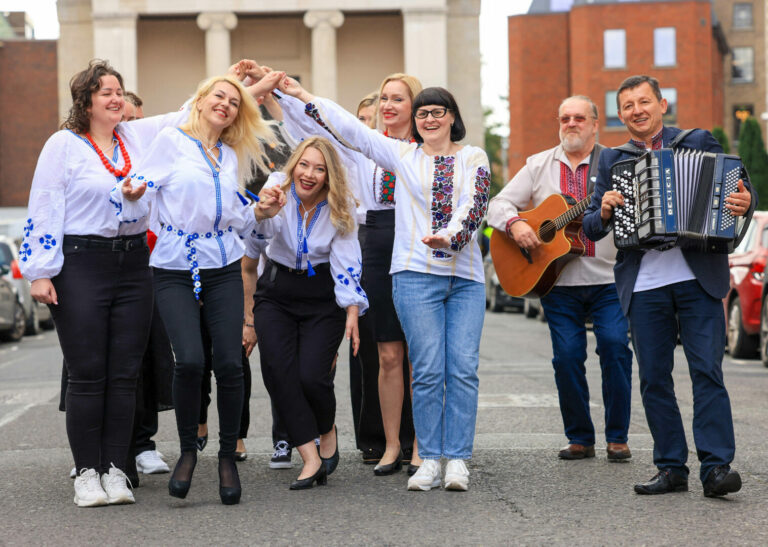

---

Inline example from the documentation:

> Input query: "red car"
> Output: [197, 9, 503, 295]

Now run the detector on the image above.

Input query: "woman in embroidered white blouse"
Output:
[252, 136, 368, 490]
[117, 72, 286, 505]
[279, 79, 490, 492]
[21, 60, 197, 508]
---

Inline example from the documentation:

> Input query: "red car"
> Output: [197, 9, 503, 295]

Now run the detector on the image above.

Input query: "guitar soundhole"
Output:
[539, 220, 556, 243]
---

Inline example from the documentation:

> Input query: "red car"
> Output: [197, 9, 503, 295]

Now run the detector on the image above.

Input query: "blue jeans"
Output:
[392, 271, 485, 460]
[629, 280, 734, 482]
[540, 284, 632, 446]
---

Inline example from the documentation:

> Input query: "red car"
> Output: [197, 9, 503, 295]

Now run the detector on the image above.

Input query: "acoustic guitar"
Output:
[490, 192, 593, 298]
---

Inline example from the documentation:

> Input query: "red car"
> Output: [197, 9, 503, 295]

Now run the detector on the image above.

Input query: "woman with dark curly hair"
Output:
[21, 59, 191, 507]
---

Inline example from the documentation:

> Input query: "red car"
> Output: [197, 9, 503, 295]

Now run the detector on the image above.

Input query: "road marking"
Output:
[479, 393, 599, 408]
[0, 386, 59, 428]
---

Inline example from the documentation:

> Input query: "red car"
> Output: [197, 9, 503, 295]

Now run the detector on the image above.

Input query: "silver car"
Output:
[0, 235, 54, 335]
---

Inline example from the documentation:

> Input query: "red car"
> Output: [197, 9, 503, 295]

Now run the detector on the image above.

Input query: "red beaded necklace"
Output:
[384, 129, 416, 143]
[85, 130, 132, 178]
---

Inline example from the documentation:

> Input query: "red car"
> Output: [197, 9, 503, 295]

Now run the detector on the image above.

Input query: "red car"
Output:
[725, 211, 768, 358]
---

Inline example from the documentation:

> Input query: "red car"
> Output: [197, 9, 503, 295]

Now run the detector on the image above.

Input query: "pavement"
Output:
[1, 309, 767, 545]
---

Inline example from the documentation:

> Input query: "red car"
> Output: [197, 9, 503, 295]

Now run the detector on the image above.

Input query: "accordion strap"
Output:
[668, 129, 694, 149]
[587, 144, 605, 193]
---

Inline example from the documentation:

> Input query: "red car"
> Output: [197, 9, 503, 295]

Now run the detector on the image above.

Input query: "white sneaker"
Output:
[444, 459, 469, 491]
[100, 464, 135, 505]
[73, 468, 108, 507]
[407, 459, 442, 491]
[70, 466, 76, 479]
[136, 450, 170, 474]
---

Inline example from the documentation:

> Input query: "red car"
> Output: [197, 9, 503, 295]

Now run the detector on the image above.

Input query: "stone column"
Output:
[92, 13, 139, 92]
[402, 7, 448, 88]
[303, 10, 345, 101]
[196, 12, 238, 78]
[56, 0, 94, 121]
[447, 0, 483, 148]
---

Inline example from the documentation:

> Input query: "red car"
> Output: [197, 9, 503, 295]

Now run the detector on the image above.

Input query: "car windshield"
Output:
[0, 242, 12, 266]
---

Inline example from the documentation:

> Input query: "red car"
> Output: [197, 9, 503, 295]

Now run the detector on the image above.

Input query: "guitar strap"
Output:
[587, 143, 605, 193]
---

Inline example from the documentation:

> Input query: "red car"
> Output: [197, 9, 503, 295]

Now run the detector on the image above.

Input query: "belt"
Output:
[268, 259, 330, 276]
[63, 234, 147, 252]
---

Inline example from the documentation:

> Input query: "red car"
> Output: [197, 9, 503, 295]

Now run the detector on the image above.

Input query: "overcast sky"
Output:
[2, 0, 532, 136]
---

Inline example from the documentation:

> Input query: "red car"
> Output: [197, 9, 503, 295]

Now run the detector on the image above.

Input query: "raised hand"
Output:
[254, 185, 286, 220]
[121, 177, 146, 201]
[278, 76, 314, 103]
[244, 70, 285, 101]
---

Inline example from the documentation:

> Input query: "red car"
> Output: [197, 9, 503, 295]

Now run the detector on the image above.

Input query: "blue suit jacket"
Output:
[582, 126, 757, 315]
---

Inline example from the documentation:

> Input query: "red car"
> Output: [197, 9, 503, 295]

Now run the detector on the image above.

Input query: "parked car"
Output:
[523, 297, 546, 321]
[484, 253, 524, 313]
[0, 235, 54, 335]
[0, 263, 25, 342]
[725, 212, 768, 358]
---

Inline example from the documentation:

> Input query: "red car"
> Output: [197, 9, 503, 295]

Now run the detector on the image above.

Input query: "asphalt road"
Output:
[1, 309, 767, 546]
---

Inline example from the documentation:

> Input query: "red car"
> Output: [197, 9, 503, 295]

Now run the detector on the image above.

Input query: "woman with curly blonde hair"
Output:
[252, 136, 368, 490]
[115, 70, 286, 505]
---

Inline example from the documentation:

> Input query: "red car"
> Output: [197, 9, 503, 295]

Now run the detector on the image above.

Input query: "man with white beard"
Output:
[487, 96, 633, 462]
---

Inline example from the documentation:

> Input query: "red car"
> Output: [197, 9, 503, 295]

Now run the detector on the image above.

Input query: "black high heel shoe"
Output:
[196, 434, 208, 452]
[320, 426, 339, 476]
[218, 456, 242, 505]
[289, 462, 328, 490]
[168, 450, 197, 499]
[374, 449, 404, 476]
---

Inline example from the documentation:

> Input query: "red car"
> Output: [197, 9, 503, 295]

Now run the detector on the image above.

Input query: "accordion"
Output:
[610, 149, 750, 253]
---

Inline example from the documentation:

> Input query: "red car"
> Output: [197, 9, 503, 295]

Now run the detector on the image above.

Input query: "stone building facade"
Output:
[56, 0, 483, 148]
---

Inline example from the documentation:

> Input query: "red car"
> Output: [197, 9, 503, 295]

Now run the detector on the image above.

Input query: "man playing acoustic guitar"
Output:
[487, 96, 633, 462]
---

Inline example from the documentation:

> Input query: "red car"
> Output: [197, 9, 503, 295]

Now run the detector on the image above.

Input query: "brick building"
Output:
[0, 35, 58, 207]
[507, 0, 729, 177]
[712, 0, 766, 147]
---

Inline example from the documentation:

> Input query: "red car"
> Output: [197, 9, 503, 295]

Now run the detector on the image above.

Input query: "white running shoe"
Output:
[136, 450, 170, 474]
[269, 440, 293, 469]
[70, 466, 76, 479]
[444, 459, 469, 491]
[100, 464, 135, 505]
[407, 459, 442, 491]
[73, 468, 108, 507]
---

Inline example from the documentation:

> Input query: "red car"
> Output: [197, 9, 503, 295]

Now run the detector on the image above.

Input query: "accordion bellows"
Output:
[611, 149, 750, 253]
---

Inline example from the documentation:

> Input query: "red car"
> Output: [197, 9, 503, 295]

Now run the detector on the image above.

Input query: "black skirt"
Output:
[360, 209, 405, 342]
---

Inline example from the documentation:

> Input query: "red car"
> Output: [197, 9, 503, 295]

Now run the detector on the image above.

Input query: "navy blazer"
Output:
[582, 126, 757, 315]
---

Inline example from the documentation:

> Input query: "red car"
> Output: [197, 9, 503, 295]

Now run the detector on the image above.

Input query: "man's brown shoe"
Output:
[558, 444, 595, 460]
[606, 442, 632, 461]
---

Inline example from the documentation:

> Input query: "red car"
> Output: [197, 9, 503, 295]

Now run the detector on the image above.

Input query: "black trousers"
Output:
[154, 261, 244, 457]
[199, 340, 252, 439]
[254, 261, 345, 447]
[52, 235, 153, 473]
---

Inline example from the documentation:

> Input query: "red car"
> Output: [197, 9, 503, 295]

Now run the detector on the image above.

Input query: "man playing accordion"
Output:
[583, 75, 754, 498]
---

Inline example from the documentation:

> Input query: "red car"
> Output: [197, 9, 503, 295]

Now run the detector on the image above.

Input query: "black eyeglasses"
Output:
[415, 107, 450, 119]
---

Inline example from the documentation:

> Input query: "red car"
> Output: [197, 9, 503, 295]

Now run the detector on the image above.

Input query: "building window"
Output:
[654, 28, 676, 66]
[733, 3, 753, 29]
[660, 88, 677, 126]
[605, 91, 621, 127]
[603, 30, 626, 69]
[732, 47, 754, 83]
[732, 104, 754, 143]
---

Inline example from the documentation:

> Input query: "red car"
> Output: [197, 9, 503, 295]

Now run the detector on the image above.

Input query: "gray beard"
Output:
[561, 134, 587, 154]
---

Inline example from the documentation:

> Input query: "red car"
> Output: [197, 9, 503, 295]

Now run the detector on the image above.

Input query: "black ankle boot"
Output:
[168, 450, 197, 499]
[218, 456, 242, 505]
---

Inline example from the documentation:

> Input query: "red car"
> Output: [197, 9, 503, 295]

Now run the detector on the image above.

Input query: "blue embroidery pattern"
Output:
[336, 261, 367, 299]
[430, 156, 455, 260]
[39, 234, 57, 250]
[19, 243, 31, 262]
[449, 166, 491, 252]
[23, 219, 33, 238]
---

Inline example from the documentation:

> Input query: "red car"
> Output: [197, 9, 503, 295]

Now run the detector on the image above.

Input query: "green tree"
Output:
[712, 126, 730, 154]
[483, 106, 505, 198]
[738, 117, 768, 210]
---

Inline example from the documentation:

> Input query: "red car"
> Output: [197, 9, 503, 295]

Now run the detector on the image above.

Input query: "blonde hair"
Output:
[357, 91, 379, 129]
[181, 75, 278, 187]
[376, 73, 423, 132]
[281, 137, 357, 235]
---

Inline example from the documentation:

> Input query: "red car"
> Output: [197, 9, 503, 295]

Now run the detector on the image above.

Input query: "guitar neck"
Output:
[555, 193, 593, 230]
